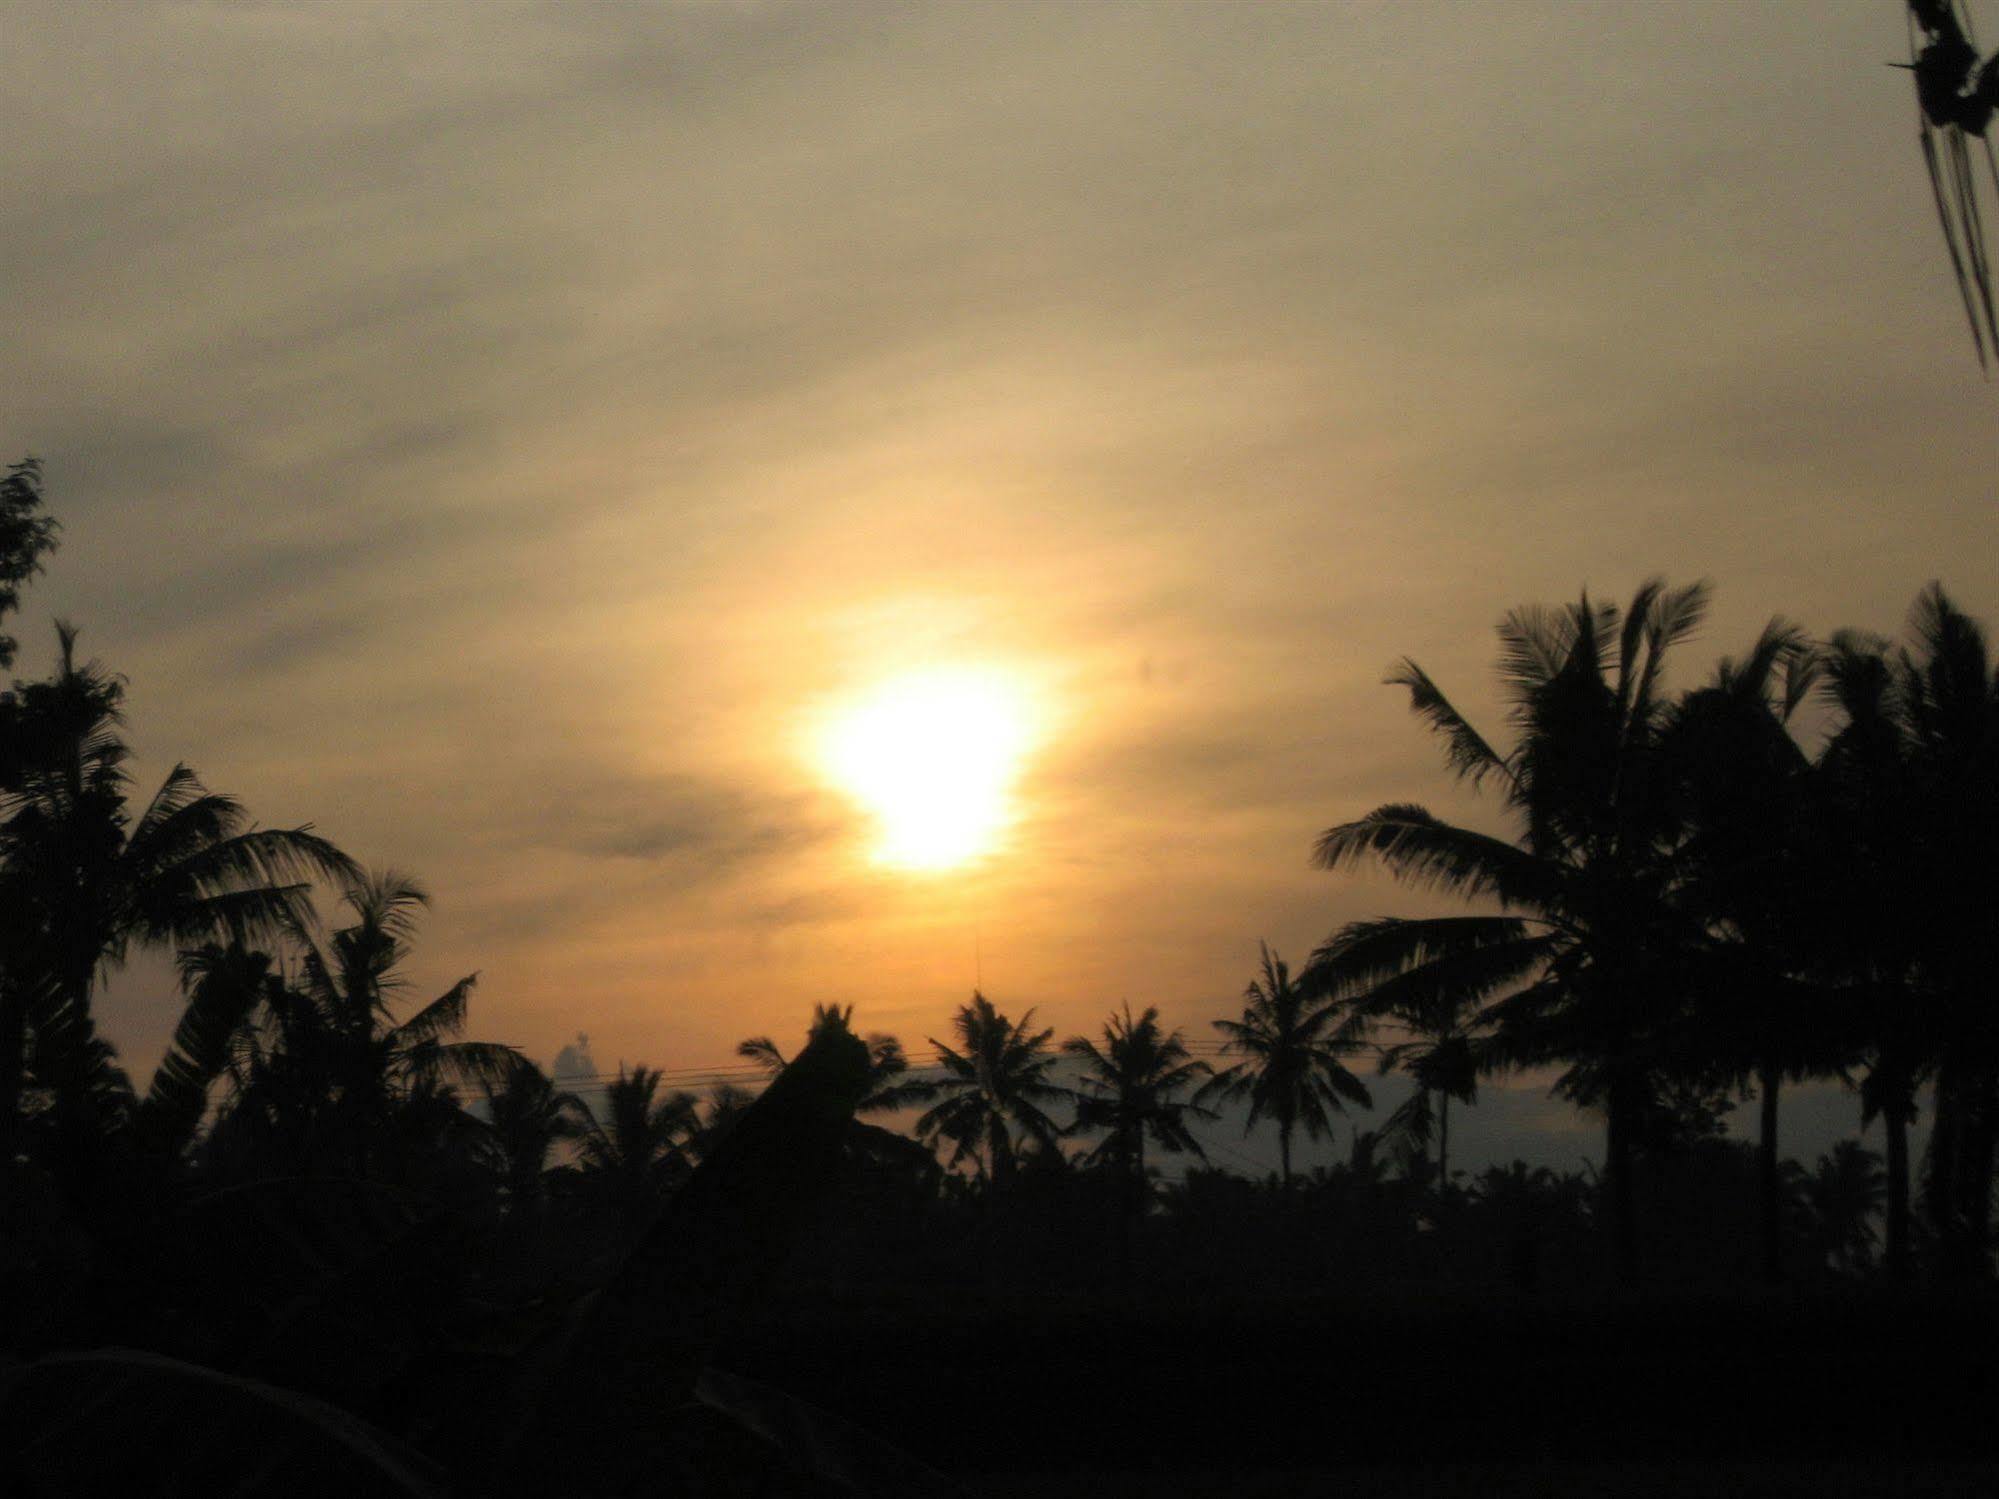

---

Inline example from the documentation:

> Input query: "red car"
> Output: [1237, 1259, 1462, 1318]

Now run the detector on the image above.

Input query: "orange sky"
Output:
[7, 4, 1997, 1160]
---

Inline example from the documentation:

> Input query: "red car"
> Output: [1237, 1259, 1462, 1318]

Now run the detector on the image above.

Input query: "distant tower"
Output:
[551, 1031, 597, 1083]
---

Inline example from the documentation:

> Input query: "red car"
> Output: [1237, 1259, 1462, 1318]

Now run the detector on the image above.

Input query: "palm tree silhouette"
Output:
[578, 1065, 702, 1230]
[914, 992, 1066, 1187]
[1309, 915, 1486, 1194]
[0, 626, 355, 1198]
[0, 456, 59, 673]
[1816, 627, 1928, 1280]
[220, 871, 519, 1179]
[1312, 580, 1712, 1284]
[477, 1059, 590, 1212]
[1064, 1003, 1215, 1213]
[1798, 1140, 1887, 1277]
[1888, 585, 1999, 1279]
[138, 941, 288, 1162]
[1200, 944, 1371, 1189]
[1666, 618, 1830, 1282]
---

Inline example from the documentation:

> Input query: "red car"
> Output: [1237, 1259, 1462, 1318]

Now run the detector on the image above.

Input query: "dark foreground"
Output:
[963, 1464, 1999, 1498]
[721, 1285, 1999, 1492]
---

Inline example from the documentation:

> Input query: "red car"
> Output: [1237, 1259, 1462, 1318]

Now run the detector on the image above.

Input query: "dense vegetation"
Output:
[2, 461, 1996, 1492]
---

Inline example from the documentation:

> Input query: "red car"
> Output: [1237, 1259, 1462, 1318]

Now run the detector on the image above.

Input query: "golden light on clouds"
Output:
[819, 666, 1039, 872]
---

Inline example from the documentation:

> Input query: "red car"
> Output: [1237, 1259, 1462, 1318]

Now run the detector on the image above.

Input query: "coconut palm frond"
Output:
[1313, 804, 1555, 909]
[1385, 658, 1516, 792]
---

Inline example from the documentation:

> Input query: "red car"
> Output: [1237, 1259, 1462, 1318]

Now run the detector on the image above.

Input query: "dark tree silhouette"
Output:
[139, 941, 288, 1163]
[1200, 943, 1370, 1188]
[1798, 1140, 1888, 1277]
[1064, 1003, 1214, 1215]
[1816, 627, 1929, 1280]
[0, 458, 58, 672]
[1309, 915, 1487, 1194]
[1665, 618, 1831, 1282]
[740, 1003, 935, 1115]
[0, 627, 355, 1204]
[1313, 581, 1712, 1284]
[1893, 586, 1999, 1279]
[915, 992, 1065, 1187]
[577, 1064, 701, 1231]
[216, 872, 518, 1181]
[476, 1059, 589, 1212]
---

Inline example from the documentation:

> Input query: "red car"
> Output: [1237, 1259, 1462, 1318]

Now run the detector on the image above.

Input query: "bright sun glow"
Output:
[820, 666, 1037, 871]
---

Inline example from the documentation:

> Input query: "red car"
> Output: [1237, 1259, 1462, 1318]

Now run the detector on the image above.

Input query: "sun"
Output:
[819, 666, 1037, 871]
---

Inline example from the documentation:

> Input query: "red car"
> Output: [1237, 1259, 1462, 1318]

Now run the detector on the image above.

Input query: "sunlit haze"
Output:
[819, 667, 1038, 872]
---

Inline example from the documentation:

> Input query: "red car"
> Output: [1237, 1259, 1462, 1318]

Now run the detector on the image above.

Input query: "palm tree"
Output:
[689, 1080, 757, 1159]
[1309, 915, 1487, 1194]
[1890, 585, 1999, 1280]
[1200, 943, 1371, 1189]
[136, 941, 287, 1162]
[219, 871, 520, 1180]
[577, 1065, 701, 1230]
[478, 1059, 590, 1211]
[1797, 1140, 1888, 1278]
[0, 626, 356, 1198]
[1064, 1003, 1214, 1212]
[914, 992, 1066, 1187]
[1665, 618, 1833, 1282]
[1816, 629, 1928, 1280]
[1381, 1031, 1478, 1197]
[0, 456, 58, 672]
[1311, 580, 1713, 1284]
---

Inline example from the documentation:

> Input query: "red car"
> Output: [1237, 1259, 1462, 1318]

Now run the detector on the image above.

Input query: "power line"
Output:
[552, 1038, 1245, 1087]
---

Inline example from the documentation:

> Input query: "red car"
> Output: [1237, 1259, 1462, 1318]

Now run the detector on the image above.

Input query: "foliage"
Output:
[915, 991, 1067, 1185]
[1201, 943, 1371, 1187]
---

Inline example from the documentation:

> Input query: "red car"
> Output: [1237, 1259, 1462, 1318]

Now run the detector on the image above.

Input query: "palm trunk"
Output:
[1931, 1060, 1971, 1279]
[0, 986, 24, 1215]
[1758, 1057, 1783, 1285]
[1278, 1122, 1293, 1190]
[1605, 1066, 1639, 1288]
[1965, 1064, 1997, 1279]
[1885, 1102, 1912, 1282]
[1122, 1134, 1143, 1293]
[1438, 1090, 1451, 1196]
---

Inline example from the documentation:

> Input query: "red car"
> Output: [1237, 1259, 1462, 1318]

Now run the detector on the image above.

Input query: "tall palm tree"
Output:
[577, 1065, 701, 1230]
[220, 871, 520, 1179]
[137, 941, 287, 1162]
[1665, 618, 1833, 1282]
[478, 1059, 590, 1211]
[1816, 629, 1927, 1281]
[1311, 580, 1713, 1284]
[1064, 1003, 1214, 1210]
[1891, 585, 1999, 1279]
[914, 992, 1066, 1187]
[1309, 914, 1488, 1194]
[1200, 943, 1371, 1189]
[1798, 1139, 1888, 1278]
[0, 626, 356, 1197]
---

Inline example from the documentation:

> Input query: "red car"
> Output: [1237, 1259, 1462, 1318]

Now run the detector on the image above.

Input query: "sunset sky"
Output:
[8, 2, 1996, 1169]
